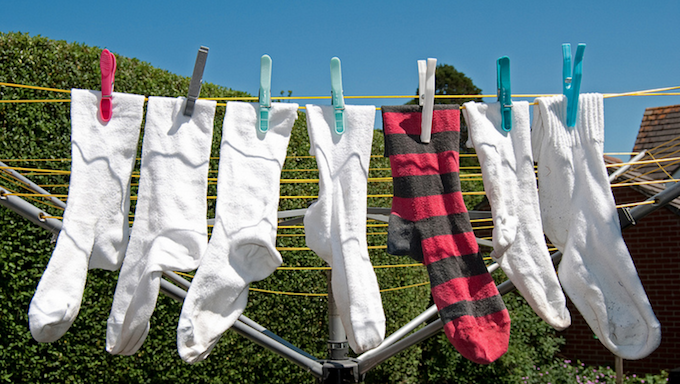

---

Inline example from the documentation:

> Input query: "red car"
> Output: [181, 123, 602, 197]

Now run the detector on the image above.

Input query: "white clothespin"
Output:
[418, 58, 436, 143]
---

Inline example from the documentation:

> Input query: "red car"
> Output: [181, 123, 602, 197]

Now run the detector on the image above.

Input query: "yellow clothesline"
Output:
[248, 281, 431, 297]
[169, 268, 431, 297]
[3, 149, 676, 202]
[29, 196, 660, 222]
[2, 81, 679, 104]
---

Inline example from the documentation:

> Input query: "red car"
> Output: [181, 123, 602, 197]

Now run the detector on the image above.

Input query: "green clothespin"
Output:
[330, 57, 346, 135]
[258, 54, 272, 133]
[563, 43, 586, 128]
[497, 56, 512, 132]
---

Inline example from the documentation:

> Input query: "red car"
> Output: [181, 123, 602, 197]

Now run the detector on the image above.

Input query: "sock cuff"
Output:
[381, 104, 460, 136]
[533, 94, 604, 148]
[305, 104, 375, 163]
[70, 89, 145, 155]
[223, 102, 299, 159]
[462, 101, 531, 149]
[578, 93, 605, 143]
[71, 89, 146, 121]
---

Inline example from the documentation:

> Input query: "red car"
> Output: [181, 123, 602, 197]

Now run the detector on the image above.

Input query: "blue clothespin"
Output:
[496, 56, 512, 132]
[562, 43, 586, 128]
[184, 46, 209, 116]
[330, 57, 346, 135]
[258, 54, 272, 133]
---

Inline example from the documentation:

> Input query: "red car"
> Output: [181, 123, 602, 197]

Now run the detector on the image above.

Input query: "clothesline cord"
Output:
[4, 80, 679, 301]
[3, 155, 673, 183]
[2, 81, 679, 104]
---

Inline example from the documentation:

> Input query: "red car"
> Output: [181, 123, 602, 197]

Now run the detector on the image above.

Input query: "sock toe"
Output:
[29, 316, 72, 343]
[444, 311, 511, 364]
[106, 319, 151, 355]
[28, 296, 77, 343]
[604, 311, 661, 360]
[106, 321, 123, 354]
[177, 317, 220, 364]
[120, 323, 151, 355]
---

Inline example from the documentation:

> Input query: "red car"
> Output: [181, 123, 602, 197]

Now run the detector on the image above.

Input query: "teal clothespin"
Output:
[563, 43, 586, 128]
[497, 56, 512, 132]
[258, 54, 272, 133]
[330, 57, 346, 135]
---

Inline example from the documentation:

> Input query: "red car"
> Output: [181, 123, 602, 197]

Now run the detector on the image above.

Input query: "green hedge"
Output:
[0, 32, 565, 383]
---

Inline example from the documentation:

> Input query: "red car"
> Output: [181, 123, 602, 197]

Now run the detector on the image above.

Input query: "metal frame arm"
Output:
[3, 177, 680, 382]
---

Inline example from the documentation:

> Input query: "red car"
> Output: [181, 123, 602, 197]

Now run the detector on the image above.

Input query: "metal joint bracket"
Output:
[617, 206, 636, 230]
[328, 341, 349, 350]
[321, 360, 363, 383]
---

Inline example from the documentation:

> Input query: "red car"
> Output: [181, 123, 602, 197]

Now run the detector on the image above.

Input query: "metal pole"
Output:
[158, 278, 324, 378]
[357, 263, 502, 374]
[5, 173, 680, 379]
[608, 151, 646, 183]
[161, 268, 318, 360]
[0, 160, 67, 209]
[357, 262, 500, 365]
[326, 269, 349, 360]
[615, 356, 624, 384]
[0, 191, 325, 377]
[0, 186, 62, 235]
[624, 180, 680, 228]
[357, 182, 680, 374]
[359, 305, 438, 365]
[359, 320, 443, 375]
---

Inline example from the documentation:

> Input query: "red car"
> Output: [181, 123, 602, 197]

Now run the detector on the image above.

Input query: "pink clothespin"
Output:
[99, 49, 116, 122]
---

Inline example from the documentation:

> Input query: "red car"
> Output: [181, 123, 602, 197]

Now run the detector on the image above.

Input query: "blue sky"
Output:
[2, 0, 679, 156]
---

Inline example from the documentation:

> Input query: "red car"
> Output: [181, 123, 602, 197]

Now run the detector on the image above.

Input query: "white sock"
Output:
[28, 89, 144, 343]
[463, 101, 570, 330]
[106, 96, 216, 355]
[177, 102, 299, 364]
[303, 104, 385, 354]
[531, 93, 661, 359]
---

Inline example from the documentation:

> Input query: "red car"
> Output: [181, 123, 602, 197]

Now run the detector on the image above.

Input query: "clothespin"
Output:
[330, 57, 346, 135]
[562, 43, 586, 128]
[418, 58, 436, 143]
[99, 49, 116, 122]
[184, 46, 209, 117]
[258, 54, 273, 133]
[497, 56, 512, 132]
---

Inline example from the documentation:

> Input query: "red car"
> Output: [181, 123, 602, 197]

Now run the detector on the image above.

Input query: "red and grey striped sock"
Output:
[382, 104, 510, 364]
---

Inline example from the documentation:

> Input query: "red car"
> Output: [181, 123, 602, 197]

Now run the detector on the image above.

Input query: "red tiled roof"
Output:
[630, 105, 680, 180]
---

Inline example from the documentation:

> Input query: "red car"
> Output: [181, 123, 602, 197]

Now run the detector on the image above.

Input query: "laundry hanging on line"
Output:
[22, 48, 662, 365]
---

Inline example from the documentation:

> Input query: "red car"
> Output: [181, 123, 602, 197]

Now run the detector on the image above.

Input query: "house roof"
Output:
[605, 155, 680, 215]
[630, 104, 680, 180]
